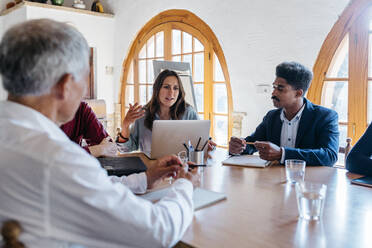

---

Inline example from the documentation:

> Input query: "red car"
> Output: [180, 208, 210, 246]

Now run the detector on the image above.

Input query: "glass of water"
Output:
[296, 182, 327, 221]
[285, 159, 306, 183]
[178, 151, 189, 173]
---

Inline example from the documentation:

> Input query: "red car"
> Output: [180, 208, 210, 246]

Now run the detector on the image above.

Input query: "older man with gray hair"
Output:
[0, 19, 199, 247]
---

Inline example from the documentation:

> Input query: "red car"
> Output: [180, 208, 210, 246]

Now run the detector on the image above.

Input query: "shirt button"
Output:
[289, 123, 291, 126]
[288, 138, 291, 141]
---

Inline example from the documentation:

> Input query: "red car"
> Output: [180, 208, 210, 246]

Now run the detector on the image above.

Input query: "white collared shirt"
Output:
[0, 100, 193, 248]
[279, 104, 306, 163]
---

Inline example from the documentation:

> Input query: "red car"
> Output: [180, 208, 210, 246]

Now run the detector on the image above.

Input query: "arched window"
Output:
[120, 10, 232, 147]
[308, 0, 372, 150]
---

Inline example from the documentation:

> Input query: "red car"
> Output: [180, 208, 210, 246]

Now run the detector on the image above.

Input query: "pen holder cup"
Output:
[189, 150, 205, 165]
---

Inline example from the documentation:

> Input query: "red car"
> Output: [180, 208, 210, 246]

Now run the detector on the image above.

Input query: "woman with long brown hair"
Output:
[117, 69, 198, 153]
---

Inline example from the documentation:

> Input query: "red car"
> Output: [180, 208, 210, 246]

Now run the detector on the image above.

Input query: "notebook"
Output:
[222, 154, 269, 168]
[97, 156, 147, 176]
[140, 187, 226, 211]
[351, 176, 372, 188]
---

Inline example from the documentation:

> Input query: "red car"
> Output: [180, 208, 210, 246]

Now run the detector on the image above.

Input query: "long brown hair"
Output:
[144, 69, 188, 130]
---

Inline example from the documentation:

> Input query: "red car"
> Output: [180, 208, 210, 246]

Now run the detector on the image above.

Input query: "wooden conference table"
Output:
[127, 152, 372, 248]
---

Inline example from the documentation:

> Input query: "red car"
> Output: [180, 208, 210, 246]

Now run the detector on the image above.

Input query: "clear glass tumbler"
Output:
[296, 182, 327, 221]
[285, 159, 306, 184]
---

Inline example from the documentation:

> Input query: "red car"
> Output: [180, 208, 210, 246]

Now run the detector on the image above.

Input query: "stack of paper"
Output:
[222, 154, 269, 168]
[140, 187, 226, 211]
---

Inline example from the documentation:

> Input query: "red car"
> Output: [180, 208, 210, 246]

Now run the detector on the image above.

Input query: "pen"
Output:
[200, 139, 209, 151]
[195, 137, 201, 151]
[243, 141, 255, 145]
[183, 143, 189, 152]
[188, 140, 194, 152]
[188, 164, 207, 168]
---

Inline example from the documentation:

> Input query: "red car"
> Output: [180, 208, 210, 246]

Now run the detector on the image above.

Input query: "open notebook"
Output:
[222, 154, 270, 168]
[140, 187, 226, 211]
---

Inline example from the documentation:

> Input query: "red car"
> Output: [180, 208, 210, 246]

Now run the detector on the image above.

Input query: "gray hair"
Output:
[0, 19, 89, 96]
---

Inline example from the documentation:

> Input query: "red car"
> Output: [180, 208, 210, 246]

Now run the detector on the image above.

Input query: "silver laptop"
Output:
[150, 120, 211, 159]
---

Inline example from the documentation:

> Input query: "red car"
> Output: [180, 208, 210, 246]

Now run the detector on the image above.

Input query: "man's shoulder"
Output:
[306, 100, 337, 118]
[264, 108, 282, 120]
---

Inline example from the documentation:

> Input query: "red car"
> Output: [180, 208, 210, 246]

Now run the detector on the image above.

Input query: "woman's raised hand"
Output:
[122, 103, 145, 128]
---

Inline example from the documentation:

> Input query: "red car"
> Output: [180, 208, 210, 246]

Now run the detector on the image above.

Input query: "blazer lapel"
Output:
[270, 110, 282, 146]
[295, 98, 315, 147]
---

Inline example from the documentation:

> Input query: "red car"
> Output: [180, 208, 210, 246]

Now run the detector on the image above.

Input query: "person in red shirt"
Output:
[61, 101, 117, 157]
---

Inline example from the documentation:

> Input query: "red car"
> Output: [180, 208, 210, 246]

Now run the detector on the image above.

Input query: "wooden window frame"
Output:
[119, 9, 233, 147]
[308, 0, 372, 144]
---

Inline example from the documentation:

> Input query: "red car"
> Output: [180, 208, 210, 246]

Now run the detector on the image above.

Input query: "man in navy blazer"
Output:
[229, 62, 339, 166]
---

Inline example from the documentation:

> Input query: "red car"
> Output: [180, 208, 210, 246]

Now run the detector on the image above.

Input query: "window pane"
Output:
[156, 32, 164, 57]
[194, 53, 204, 82]
[172, 55, 181, 62]
[339, 124, 348, 149]
[194, 84, 204, 112]
[214, 53, 225, 82]
[139, 85, 147, 105]
[194, 37, 204, 52]
[139, 60, 146, 83]
[183, 54, 193, 71]
[214, 115, 228, 146]
[326, 35, 348, 78]
[147, 85, 153, 102]
[368, 81, 372, 123]
[214, 84, 228, 114]
[198, 114, 204, 120]
[337, 124, 348, 166]
[172, 30, 181, 54]
[183, 32, 192, 53]
[147, 59, 154, 83]
[139, 45, 146, 59]
[322, 81, 348, 122]
[127, 61, 134, 84]
[125, 85, 134, 107]
[147, 36, 155, 58]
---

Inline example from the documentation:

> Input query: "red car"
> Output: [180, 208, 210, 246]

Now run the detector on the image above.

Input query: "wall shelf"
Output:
[1, 1, 114, 18]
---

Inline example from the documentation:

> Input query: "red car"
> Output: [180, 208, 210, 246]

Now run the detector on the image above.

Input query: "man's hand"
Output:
[229, 136, 246, 155]
[254, 141, 282, 161]
[146, 155, 182, 189]
[89, 137, 118, 157]
[206, 139, 217, 159]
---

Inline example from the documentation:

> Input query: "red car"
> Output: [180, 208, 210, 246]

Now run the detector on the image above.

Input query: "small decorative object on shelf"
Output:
[91, 0, 104, 13]
[73, 0, 86, 9]
[51, 0, 64, 5]
[5, 0, 22, 10]
[29, 0, 48, 3]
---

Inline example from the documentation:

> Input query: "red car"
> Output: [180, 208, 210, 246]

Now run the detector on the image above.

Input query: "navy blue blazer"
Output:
[346, 123, 372, 175]
[243, 98, 339, 166]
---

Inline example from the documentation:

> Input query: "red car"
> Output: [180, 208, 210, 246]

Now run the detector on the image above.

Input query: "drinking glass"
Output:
[285, 159, 306, 184]
[296, 182, 327, 221]
[178, 151, 189, 173]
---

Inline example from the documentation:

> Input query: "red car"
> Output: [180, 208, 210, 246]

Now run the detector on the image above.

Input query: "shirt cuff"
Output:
[173, 178, 194, 193]
[280, 147, 285, 164]
[110, 172, 148, 194]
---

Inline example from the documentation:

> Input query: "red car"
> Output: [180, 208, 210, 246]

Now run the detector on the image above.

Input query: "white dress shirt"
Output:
[0, 101, 193, 248]
[279, 104, 306, 163]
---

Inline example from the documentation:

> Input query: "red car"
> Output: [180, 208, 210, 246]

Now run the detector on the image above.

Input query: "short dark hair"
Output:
[275, 62, 313, 93]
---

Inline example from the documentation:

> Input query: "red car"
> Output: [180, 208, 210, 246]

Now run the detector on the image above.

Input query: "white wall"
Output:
[0, 3, 116, 113]
[113, 0, 350, 136]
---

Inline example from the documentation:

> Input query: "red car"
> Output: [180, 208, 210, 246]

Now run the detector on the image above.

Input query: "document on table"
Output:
[222, 154, 270, 168]
[140, 187, 226, 211]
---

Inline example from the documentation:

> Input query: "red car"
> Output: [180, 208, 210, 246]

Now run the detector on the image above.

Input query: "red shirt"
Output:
[61, 102, 108, 153]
